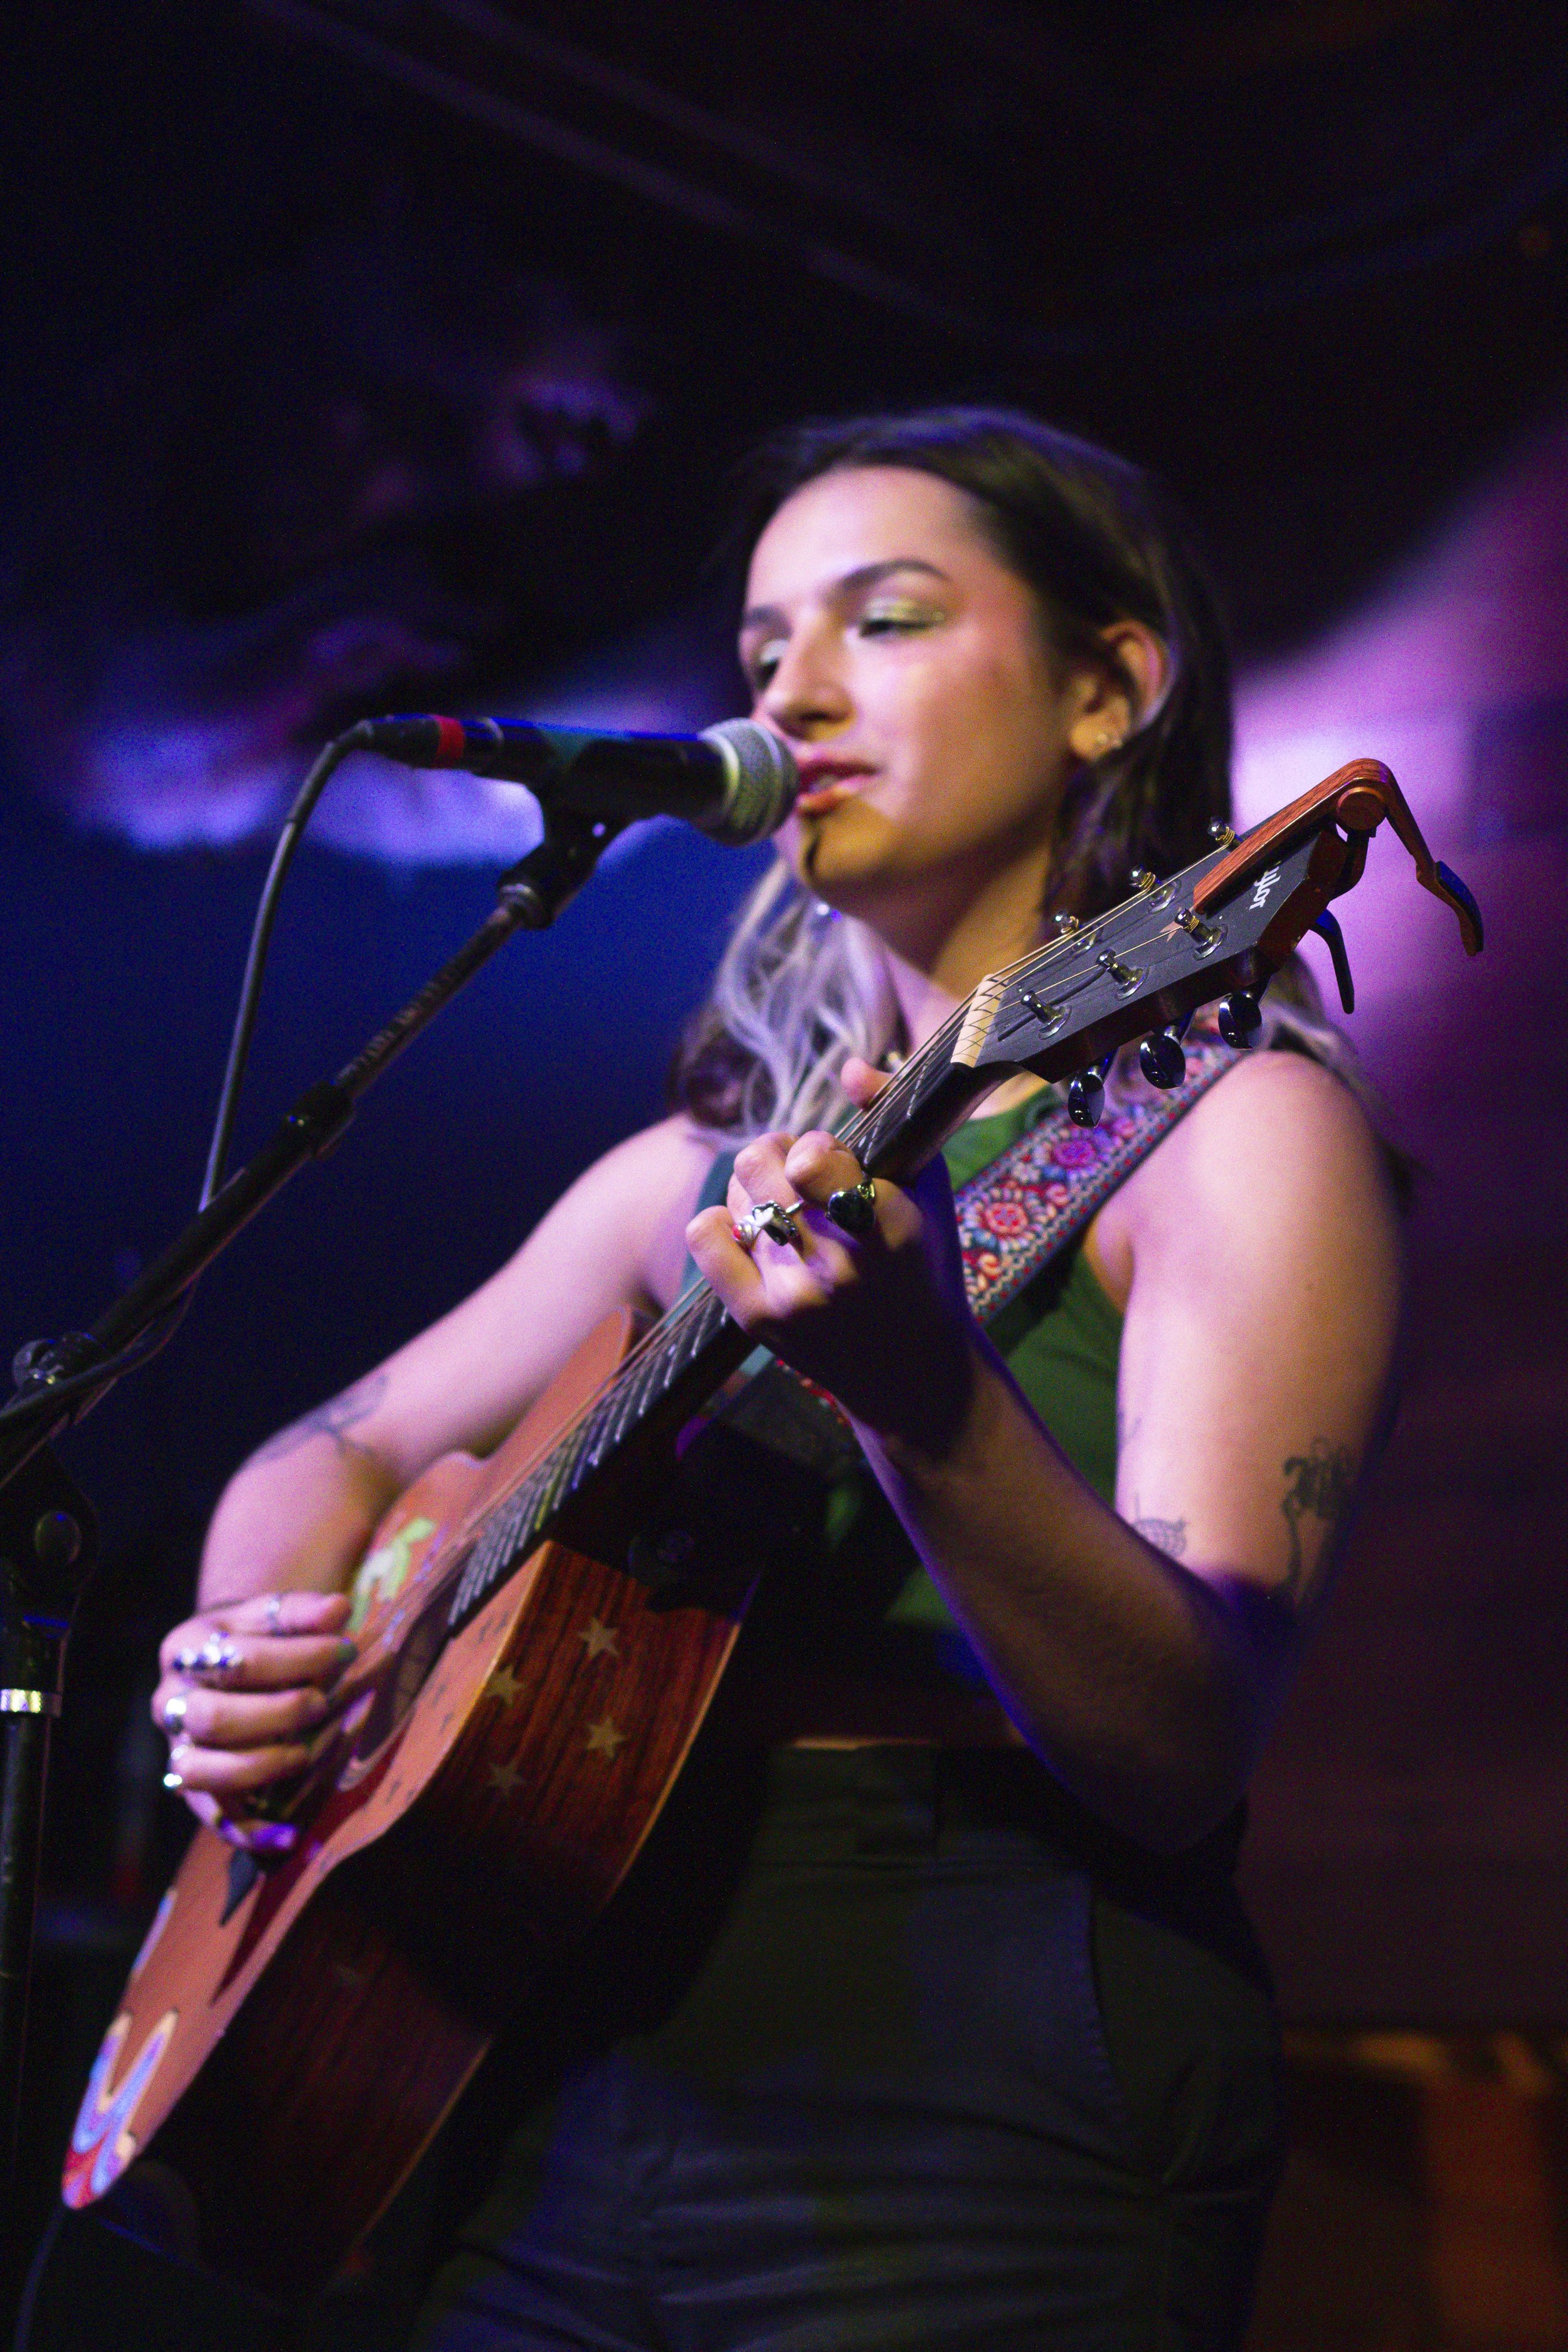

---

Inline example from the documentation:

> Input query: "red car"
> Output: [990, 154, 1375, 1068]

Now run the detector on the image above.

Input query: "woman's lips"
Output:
[793, 770, 874, 815]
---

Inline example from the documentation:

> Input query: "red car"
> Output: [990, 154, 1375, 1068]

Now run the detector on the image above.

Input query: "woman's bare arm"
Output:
[689, 1051, 1401, 1852]
[194, 1112, 714, 1610]
[159, 1112, 714, 1828]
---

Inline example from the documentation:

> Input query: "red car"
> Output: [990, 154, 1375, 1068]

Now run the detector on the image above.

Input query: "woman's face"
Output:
[741, 465, 1113, 948]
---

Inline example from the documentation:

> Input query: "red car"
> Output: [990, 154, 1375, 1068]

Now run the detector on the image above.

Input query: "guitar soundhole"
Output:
[337, 1596, 447, 1784]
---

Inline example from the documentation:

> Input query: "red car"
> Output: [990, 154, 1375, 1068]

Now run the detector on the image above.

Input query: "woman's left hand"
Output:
[684, 1061, 978, 1455]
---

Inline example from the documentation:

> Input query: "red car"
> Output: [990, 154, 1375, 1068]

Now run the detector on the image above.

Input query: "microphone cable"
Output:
[0, 727, 368, 1437]
[199, 723, 372, 1210]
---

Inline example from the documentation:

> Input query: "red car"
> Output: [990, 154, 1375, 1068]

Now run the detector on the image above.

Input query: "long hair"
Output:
[673, 406, 1342, 1142]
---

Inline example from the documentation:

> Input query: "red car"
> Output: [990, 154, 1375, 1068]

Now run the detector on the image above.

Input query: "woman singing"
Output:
[154, 410, 1401, 2348]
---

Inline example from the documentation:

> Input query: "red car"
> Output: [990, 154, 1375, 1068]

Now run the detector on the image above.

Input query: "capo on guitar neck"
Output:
[1194, 758, 1484, 958]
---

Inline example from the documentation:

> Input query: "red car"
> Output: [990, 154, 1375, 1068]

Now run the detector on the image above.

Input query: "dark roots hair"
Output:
[727, 404, 1234, 923]
[671, 406, 1248, 1140]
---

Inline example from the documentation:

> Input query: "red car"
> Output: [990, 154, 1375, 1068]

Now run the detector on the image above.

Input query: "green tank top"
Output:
[689, 1089, 1125, 1646]
[886, 1089, 1124, 1631]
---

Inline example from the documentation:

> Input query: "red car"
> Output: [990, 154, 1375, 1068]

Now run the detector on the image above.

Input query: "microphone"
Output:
[351, 713, 798, 848]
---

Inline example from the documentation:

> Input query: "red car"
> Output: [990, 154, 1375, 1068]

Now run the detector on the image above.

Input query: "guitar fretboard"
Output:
[439, 993, 983, 1633]
[438, 899, 1165, 1636]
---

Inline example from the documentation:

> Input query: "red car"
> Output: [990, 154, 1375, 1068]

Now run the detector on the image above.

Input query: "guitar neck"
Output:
[441, 1017, 998, 1636]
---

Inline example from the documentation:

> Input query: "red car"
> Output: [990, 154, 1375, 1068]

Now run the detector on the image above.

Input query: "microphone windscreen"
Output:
[697, 720, 799, 845]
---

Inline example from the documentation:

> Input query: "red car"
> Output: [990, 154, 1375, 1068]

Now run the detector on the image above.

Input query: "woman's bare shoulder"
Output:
[1090, 1049, 1395, 1307]
[1155, 1047, 1389, 1217]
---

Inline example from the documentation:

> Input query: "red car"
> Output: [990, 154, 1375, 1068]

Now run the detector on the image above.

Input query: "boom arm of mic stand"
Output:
[0, 805, 615, 2262]
[0, 804, 620, 1487]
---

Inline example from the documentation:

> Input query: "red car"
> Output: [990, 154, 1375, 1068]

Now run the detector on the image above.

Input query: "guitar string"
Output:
[322, 985, 980, 1689]
[326, 861, 1219, 1683]
[326, 886, 1181, 1693]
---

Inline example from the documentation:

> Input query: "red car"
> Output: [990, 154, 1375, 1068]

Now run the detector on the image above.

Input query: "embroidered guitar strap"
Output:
[952, 1022, 1238, 1324]
[665, 1027, 1242, 1604]
[738, 1023, 1240, 1451]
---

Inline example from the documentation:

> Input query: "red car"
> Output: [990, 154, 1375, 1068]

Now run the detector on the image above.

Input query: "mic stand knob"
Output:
[497, 808, 628, 930]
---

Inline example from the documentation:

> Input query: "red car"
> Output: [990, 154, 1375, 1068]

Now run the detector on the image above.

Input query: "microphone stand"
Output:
[0, 802, 619, 2284]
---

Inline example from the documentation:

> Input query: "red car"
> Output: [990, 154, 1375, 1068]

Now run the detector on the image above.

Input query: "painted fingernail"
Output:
[247, 1821, 297, 1853]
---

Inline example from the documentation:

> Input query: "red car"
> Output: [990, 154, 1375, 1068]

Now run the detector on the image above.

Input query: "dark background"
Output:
[4, 0, 1567, 2338]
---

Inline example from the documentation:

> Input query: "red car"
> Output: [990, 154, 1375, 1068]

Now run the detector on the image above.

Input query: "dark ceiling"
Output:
[4, 0, 1567, 832]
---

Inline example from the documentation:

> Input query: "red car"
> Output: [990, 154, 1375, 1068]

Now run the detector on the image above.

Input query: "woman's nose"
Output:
[757, 630, 854, 739]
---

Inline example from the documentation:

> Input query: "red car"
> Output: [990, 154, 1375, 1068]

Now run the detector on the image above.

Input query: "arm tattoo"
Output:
[253, 1372, 389, 1465]
[1131, 1510, 1188, 1560]
[1280, 1438, 1356, 1602]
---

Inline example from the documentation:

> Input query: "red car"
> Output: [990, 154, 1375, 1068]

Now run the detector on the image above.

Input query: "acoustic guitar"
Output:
[62, 761, 1480, 2297]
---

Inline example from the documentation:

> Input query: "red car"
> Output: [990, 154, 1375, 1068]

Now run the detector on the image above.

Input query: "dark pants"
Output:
[411, 1745, 1283, 2352]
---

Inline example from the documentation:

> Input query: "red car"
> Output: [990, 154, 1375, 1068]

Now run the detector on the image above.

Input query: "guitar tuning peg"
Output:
[1054, 911, 1081, 935]
[1067, 1069, 1105, 1127]
[1216, 990, 1263, 1047]
[1130, 867, 1157, 893]
[1208, 819, 1236, 848]
[1138, 1027, 1187, 1089]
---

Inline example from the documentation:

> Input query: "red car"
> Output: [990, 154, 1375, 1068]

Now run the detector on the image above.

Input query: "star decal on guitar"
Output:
[585, 1715, 628, 1761]
[483, 1665, 522, 1706]
[487, 1759, 523, 1798]
[578, 1618, 620, 1661]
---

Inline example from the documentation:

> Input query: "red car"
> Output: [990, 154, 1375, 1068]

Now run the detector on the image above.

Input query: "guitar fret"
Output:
[486, 1493, 524, 1556]
[600, 1372, 650, 1460]
[507, 1471, 551, 1559]
[458, 1471, 545, 1618]
[578, 1397, 619, 1475]
[564, 1421, 601, 1490]
[534, 1434, 580, 1524]
[449, 1545, 484, 1624]
[624, 1347, 668, 1426]
[860, 1104, 899, 1165]
[601, 1369, 644, 1454]
[470, 1517, 511, 1594]
[686, 1290, 727, 1355]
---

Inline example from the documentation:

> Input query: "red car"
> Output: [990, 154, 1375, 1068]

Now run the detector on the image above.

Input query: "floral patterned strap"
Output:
[955, 1026, 1239, 1325]
[756, 1028, 1239, 1446]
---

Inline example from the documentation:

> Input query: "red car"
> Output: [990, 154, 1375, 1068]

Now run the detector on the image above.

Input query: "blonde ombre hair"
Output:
[674, 852, 1356, 1147]
[672, 408, 1363, 1146]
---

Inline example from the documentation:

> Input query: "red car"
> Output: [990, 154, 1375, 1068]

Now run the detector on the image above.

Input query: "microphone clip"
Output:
[497, 803, 627, 930]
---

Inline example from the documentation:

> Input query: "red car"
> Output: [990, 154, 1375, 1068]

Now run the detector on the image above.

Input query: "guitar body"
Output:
[64, 1308, 750, 2299]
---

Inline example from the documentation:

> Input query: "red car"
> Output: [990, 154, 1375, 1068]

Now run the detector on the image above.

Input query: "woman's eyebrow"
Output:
[739, 558, 952, 635]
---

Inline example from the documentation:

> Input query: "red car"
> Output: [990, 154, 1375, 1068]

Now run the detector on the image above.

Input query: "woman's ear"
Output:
[1101, 619, 1172, 729]
[1064, 620, 1173, 763]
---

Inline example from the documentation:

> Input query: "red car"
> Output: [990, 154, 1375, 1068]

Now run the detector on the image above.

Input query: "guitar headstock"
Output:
[839, 760, 1481, 1174]
[961, 760, 1482, 1118]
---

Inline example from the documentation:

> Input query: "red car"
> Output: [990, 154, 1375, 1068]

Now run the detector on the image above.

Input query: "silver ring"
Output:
[173, 1632, 243, 1684]
[162, 1765, 184, 1791]
[263, 1592, 284, 1635]
[734, 1199, 804, 1251]
[162, 1689, 189, 1734]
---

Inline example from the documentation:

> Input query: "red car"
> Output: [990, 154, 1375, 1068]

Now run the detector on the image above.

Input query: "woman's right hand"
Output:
[152, 1589, 358, 1850]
